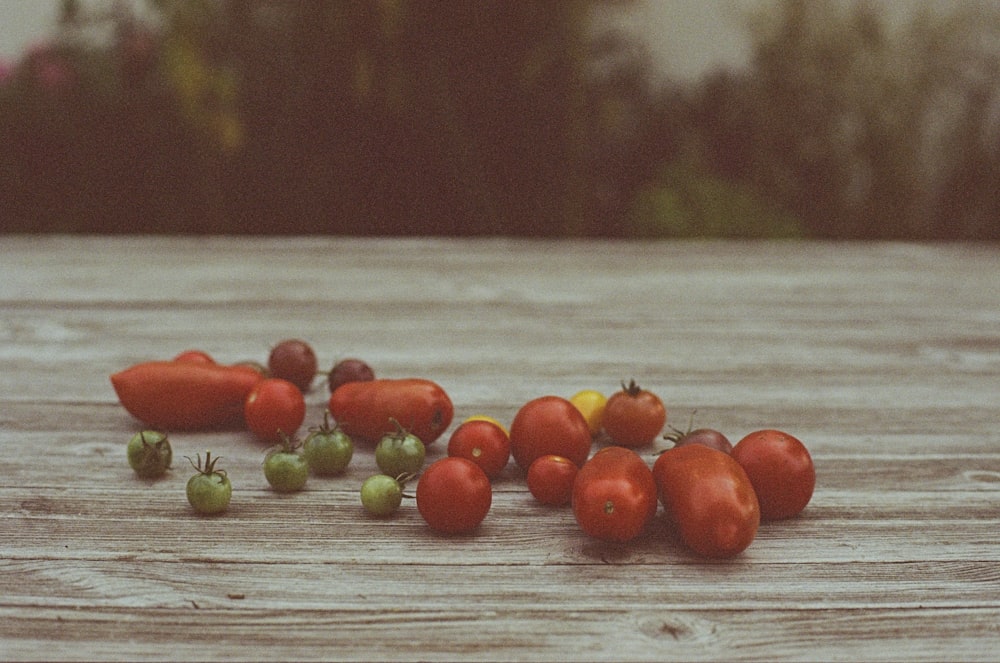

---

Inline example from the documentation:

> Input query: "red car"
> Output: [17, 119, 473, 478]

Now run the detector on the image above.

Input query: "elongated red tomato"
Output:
[328, 378, 453, 444]
[571, 446, 658, 543]
[653, 444, 760, 558]
[110, 360, 264, 430]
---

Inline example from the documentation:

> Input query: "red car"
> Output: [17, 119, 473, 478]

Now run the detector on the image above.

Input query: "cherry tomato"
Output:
[508, 395, 592, 470]
[263, 437, 309, 493]
[571, 446, 658, 542]
[447, 419, 511, 479]
[360, 474, 404, 517]
[653, 444, 759, 558]
[328, 358, 376, 393]
[526, 454, 578, 506]
[667, 426, 733, 454]
[111, 360, 264, 430]
[126, 430, 172, 478]
[244, 378, 306, 443]
[302, 413, 353, 476]
[602, 380, 667, 447]
[172, 349, 216, 365]
[268, 339, 318, 392]
[569, 389, 607, 436]
[416, 457, 492, 534]
[328, 378, 453, 444]
[185, 452, 232, 515]
[732, 429, 815, 521]
[375, 427, 426, 477]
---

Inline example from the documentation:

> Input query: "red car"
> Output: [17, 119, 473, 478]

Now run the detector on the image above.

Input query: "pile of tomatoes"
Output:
[112, 339, 816, 557]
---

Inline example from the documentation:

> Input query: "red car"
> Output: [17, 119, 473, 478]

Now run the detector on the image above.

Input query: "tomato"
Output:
[302, 413, 353, 476]
[111, 360, 264, 430]
[667, 426, 733, 454]
[416, 457, 492, 534]
[328, 378, 453, 444]
[263, 437, 309, 493]
[328, 358, 376, 393]
[375, 427, 426, 477]
[360, 474, 404, 517]
[602, 380, 667, 447]
[571, 446, 658, 542]
[447, 419, 511, 479]
[172, 349, 215, 365]
[185, 452, 232, 515]
[268, 339, 318, 392]
[653, 444, 759, 558]
[244, 378, 306, 443]
[508, 396, 592, 470]
[569, 389, 607, 436]
[526, 454, 578, 506]
[462, 414, 509, 437]
[732, 429, 815, 521]
[126, 430, 172, 478]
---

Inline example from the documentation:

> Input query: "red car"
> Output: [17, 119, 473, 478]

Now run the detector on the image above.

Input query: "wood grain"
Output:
[1, 236, 998, 661]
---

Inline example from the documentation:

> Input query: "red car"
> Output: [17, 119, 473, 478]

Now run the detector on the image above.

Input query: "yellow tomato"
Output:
[462, 414, 509, 437]
[569, 389, 607, 436]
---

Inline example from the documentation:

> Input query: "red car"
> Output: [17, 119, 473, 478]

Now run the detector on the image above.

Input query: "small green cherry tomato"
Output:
[127, 430, 172, 478]
[360, 474, 404, 517]
[263, 437, 309, 493]
[302, 412, 354, 476]
[186, 452, 232, 515]
[375, 426, 426, 477]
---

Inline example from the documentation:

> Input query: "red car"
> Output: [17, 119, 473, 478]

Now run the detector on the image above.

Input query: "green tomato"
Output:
[360, 474, 403, 517]
[263, 448, 309, 493]
[186, 452, 232, 515]
[375, 430, 425, 478]
[127, 430, 172, 478]
[303, 419, 353, 476]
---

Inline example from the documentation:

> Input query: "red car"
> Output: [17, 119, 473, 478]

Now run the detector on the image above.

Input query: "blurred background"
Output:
[1, 0, 999, 238]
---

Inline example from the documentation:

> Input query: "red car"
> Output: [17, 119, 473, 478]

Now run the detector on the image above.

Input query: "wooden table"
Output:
[2, 236, 998, 661]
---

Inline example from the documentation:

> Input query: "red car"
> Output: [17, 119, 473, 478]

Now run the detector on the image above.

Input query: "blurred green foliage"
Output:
[2, 0, 1000, 238]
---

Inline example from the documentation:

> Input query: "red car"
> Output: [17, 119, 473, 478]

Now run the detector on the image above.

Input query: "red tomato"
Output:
[447, 419, 511, 479]
[416, 457, 492, 534]
[172, 349, 216, 365]
[110, 360, 264, 430]
[328, 378, 453, 444]
[526, 454, 579, 506]
[732, 429, 815, 521]
[508, 396, 592, 470]
[244, 378, 306, 443]
[653, 444, 759, 558]
[602, 380, 667, 447]
[571, 446, 658, 542]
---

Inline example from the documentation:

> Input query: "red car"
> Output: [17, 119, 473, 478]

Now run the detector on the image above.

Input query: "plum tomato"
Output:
[328, 378, 453, 445]
[302, 412, 353, 476]
[244, 378, 306, 443]
[653, 444, 759, 558]
[526, 454, 578, 506]
[416, 457, 492, 534]
[508, 395, 592, 470]
[375, 426, 426, 477]
[732, 429, 815, 521]
[571, 446, 658, 542]
[268, 339, 318, 392]
[447, 419, 511, 479]
[185, 452, 232, 515]
[263, 437, 309, 493]
[328, 358, 375, 393]
[360, 474, 405, 517]
[602, 380, 667, 447]
[126, 430, 172, 478]
[569, 389, 608, 436]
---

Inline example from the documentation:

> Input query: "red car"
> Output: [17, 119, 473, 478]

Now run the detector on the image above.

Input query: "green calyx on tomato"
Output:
[185, 451, 232, 516]
[127, 430, 173, 478]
